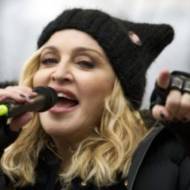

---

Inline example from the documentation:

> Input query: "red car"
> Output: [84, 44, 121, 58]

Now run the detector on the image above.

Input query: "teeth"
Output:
[57, 93, 64, 97]
[57, 92, 74, 100]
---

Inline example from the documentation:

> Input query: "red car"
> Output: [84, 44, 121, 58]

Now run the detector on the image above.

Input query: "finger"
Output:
[0, 95, 7, 102]
[0, 91, 26, 102]
[165, 90, 182, 117]
[0, 87, 37, 103]
[176, 93, 190, 120]
[152, 104, 173, 121]
[156, 69, 170, 89]
[0, 90, 31, 103]
[11, 89, 37, 102]
[6, 86, 36, 97]
[9, 112, 33, 132]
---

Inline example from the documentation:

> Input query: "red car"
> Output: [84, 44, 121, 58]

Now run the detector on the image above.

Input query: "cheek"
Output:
[33, 70, 49, 87]
[79, 75, 114, 113]
[80, 82, 110, 128]
[81, 76, 114, 98]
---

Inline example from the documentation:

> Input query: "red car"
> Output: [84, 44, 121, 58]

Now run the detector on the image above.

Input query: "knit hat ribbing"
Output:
[37, 8, 174, 109]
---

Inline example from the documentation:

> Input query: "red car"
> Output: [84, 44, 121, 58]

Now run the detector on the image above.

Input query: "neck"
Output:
[48, 137, 78, 170]
[49, 130, 97, 169]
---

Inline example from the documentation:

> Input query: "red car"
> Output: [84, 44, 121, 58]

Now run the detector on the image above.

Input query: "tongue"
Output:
[56, 98, 78, 108]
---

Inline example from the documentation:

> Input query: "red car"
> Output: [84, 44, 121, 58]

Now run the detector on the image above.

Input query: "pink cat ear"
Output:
[128, 31, 142, 46]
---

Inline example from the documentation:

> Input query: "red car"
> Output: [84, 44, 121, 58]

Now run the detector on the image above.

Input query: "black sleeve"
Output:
[164, 122, 190, 157]
[133, 129, 188, 190]
[179, 156, 190, 190]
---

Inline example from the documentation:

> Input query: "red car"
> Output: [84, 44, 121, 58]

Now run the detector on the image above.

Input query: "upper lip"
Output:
[49, 86, 78, 101]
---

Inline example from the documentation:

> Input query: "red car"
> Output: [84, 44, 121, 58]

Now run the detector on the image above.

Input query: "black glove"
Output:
[150, 70, 190, 109]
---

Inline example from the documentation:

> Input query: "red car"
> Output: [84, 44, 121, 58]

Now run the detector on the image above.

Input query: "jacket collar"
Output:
[127, 124, 164, 190]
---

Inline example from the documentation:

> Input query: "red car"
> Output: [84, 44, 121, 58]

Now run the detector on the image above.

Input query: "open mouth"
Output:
[50, 92, 79, 113]
[57, 93, 79, 107]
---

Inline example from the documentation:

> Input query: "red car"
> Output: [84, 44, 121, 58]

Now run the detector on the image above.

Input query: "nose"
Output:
[51, 62, 73, 84]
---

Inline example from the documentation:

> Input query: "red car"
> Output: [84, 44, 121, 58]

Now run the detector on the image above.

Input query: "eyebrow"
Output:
[40, 46, 58, 54]
[41, 46, 107, 60]
[73, 47, 107, 60]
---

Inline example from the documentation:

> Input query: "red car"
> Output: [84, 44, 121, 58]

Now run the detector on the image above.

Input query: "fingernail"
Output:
[0, 96, 6, 101]
[19, 94, 26, 98]
[160, 113, 165, 119]
[29, 92, 37, 98]
[20, 94, 31, 102]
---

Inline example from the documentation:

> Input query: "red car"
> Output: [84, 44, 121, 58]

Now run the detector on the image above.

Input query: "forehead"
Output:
[42, 29, 106, 55]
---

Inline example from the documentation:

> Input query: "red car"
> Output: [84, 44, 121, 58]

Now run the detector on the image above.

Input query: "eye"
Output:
[41, 58, 58, 65]
[77, 61, 96, 69]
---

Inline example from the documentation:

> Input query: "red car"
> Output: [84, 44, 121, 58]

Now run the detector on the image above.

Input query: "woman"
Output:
[0, 8, 190, 190]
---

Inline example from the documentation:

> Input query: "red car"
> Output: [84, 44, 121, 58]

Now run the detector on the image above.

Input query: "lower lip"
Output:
[48, 104, 79, 114]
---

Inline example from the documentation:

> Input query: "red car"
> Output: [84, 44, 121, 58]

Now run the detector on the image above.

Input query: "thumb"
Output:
[10, 112, 33, 132]
[156, 69, 170, 89]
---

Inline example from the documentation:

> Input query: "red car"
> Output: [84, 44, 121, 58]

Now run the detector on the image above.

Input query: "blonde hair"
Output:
[0, 50, 148, 187]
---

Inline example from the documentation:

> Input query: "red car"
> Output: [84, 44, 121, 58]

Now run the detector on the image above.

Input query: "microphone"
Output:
[0, 87, 58, 118]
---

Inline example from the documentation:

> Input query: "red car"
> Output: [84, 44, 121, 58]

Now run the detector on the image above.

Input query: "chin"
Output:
[42, 124, 79, 138]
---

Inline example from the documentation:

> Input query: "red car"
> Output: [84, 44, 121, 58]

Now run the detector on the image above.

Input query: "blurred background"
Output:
[1, 0, 190, 108]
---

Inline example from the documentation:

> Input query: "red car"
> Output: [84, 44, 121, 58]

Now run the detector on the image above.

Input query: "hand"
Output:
[0, 86, 37, 131]
[151, 69, 190, 122]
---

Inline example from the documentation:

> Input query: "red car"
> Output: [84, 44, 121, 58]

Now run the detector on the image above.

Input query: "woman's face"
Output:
[33, 29, 115, 142]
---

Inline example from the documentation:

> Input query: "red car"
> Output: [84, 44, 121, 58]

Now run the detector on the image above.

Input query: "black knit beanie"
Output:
[37, 8, 174, 109]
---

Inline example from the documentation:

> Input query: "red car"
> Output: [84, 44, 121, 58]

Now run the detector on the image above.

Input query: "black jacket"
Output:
[0, 122, 190, 190]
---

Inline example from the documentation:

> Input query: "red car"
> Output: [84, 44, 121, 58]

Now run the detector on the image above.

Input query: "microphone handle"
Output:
[0, 95, 45, 118]
[8, 95, 46, 118]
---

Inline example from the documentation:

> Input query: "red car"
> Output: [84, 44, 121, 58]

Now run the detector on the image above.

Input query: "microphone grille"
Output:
[33, 86, 58, 111]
